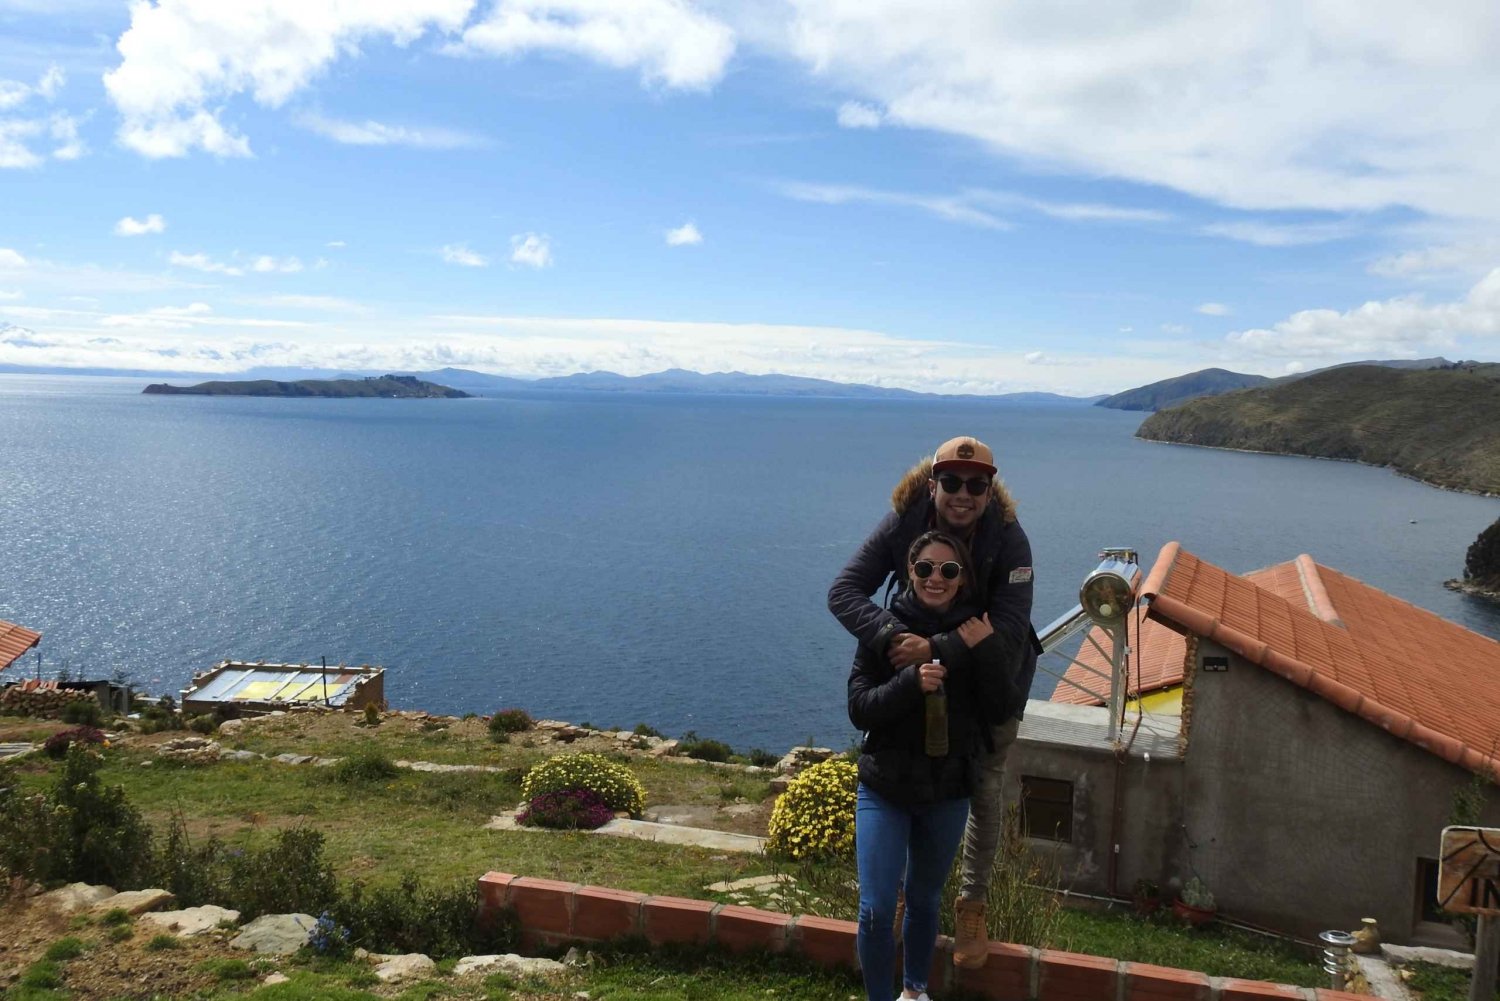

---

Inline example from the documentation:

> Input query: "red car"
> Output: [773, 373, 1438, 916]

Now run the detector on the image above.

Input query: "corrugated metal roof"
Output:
[0, 620, 41, 673]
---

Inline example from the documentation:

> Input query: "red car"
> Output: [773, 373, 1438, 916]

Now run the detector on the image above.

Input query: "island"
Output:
[1450, 518, 1500, 602]
[142, 374, 470, 399]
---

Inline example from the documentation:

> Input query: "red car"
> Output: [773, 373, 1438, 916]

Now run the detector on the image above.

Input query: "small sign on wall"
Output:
[1201, 656, 1229, 673]
[1438, 826, 1500, 917]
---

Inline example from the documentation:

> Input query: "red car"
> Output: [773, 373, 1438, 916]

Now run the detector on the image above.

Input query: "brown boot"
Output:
[953, 898, 989, 969]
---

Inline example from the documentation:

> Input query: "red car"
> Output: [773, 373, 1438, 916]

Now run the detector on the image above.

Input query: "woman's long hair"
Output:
[905, 529, 975, 595]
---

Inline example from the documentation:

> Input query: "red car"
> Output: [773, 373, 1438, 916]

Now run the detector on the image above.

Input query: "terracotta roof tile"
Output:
[1141, 543, 1500, 777]
[1053, 612, 1188, 706]
[0, 619, 42, 673]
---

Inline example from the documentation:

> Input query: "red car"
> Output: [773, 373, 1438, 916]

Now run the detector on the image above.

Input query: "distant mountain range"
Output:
[142, 375, 469, 399]
[1097, 358, 1453, 412]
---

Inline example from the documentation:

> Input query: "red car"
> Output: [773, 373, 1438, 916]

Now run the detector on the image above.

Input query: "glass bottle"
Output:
[924, 658, 948, 757]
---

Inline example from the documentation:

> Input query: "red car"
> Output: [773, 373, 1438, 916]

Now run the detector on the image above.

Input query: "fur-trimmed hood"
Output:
[889, 457, 1017, 524]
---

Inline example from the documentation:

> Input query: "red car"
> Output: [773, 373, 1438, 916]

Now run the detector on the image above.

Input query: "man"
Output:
[828, 435, 1038, 969]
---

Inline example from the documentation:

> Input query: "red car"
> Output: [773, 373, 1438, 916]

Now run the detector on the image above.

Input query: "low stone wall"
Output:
[477, 871, 1363, 1001]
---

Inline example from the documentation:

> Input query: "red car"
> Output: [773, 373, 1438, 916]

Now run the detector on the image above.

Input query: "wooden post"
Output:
[1474, 915, 1499, 1001]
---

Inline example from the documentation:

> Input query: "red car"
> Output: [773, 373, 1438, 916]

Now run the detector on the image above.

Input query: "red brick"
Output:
[477, 872, 516, 914]
[507, 877, 576, 936]
[1040, 949, 1119, 1001]
[955, 942, 1034, 1000]
[1125, 963, 1211, 1001]
[713, 904, 792, 954]
[642, 896, 717, 946]
[790, 914, 857, 970]
[1316, 990, 1369, 1001]
[1220, 981, 1304, 1001]
[572, 886, 645, 941]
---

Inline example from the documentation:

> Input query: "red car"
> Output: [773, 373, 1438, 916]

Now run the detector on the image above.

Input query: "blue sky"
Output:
[2, 0, 1500, 395]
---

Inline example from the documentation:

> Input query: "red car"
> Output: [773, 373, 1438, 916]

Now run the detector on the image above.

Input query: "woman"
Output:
[847, 529, 1020, 1001]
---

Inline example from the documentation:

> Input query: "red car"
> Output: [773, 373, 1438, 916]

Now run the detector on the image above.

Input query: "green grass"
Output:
[1054, 907, 1319, 986]
[146, 933, 183, 951]
[1407, 961, 1500, 1001]
[41, 936, 85, 961]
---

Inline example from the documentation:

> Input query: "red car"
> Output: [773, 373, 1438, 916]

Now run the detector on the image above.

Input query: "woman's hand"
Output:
[917, 661, 947, 693]
[958, 613, 994, 648]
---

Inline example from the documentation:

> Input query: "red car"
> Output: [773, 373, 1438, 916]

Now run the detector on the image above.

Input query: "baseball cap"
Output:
[932, 436, 997, 475]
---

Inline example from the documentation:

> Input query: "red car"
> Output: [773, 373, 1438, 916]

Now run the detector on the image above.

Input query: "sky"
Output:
[2, 1, 1500, 396]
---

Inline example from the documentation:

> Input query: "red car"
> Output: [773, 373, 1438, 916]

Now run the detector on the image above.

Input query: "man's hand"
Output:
[887, 632, 934, 669]
[918, 660, 947, 693]
[957, 614, 994, 649]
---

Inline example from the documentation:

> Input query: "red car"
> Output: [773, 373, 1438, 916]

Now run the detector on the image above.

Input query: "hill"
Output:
[1136, 362, 1500, 495]
[1096, 368, 1270, 411]
[142, 374, 470, 399]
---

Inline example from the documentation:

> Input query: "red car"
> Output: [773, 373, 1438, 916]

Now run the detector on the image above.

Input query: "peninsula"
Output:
[142, 374, 470, 399]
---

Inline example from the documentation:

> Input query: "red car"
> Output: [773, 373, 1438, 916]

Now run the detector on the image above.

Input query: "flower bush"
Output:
[520, 752, 645, 815]
[766, 758, 857, 860]
[43, 726, 107, 759]
[518, 788, 615, 830]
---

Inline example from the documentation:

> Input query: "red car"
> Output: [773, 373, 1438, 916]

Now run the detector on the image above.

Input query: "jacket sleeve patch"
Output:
[1008, 567, 1033, 584]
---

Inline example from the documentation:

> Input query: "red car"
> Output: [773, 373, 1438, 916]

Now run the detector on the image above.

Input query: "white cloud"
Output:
[1225, 267, 1500, 360]
[251, 255, 303, 273]
[775, 181, 1011, 230]
[836, 101, 882, 129]
[665, 221, 702, 246]
[326, 240, 347, 248]
[1199, 220, 1357, 247]
[1196, 302, 1231, 316]
[293, 111, 488, 149]
[0, 289, 21, 300]
[510, 233, 552, 268]
[1368, 239, 1500, 279]
[455, 0, 735, 90]
[1023, 350, 1047, 364]
[780, 3, 1500, 220]
[0, 248, 29, 268]
[1160, 323, 1189, 335]
[0, 111, 86, 168]
[168, 251, 244, 276]
[115, 213, 166, 236]
[441, 243, 488, 267]
[103, 0, 476, 158]
[0, 65, 64, 111]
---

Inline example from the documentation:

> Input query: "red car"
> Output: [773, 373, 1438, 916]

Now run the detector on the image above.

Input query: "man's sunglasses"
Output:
[937, 473, 991, 496]
[911, 560, 963, 581]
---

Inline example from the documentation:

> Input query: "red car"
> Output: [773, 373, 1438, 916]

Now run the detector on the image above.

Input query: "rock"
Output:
[158, 737, 220, 764]
[217, 719, 247, 736]
[703, 875, 790, 893]
[95, 889, 176, 915]
[139, 904, 240, 937]
[374, 954, 436, 983]
[769, 776, 790, 794]
[160, 736, 216, 752]
[42, 882, 116, 914]
[452, 954, 567, 978]
[262, 973, 289, 985]
[272, 753, 313, 765]
[562, 946, 586, 967]
[218, 749, 261, 763]
[230, 913, 316, 955]
[1381, 944, 1474, 970]
[648, 739, 680, 757]
[775, 746, 834, 775]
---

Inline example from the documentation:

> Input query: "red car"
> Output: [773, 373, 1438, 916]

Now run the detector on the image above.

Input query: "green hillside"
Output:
[143, 374, 470, 399]
[1096, 367, 1270, 411]
[1136, 363, 1500, 494]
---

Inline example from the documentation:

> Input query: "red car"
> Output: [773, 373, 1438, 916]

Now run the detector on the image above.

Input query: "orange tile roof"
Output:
[1140, 542, 1500, 777]
[0, 619, 41, 673]
[1052, 614, 1187, 706]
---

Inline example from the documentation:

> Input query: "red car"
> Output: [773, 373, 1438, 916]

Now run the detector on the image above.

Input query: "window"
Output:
[1021, 776, 1073, 842]
[1416, 858, 1445, 923]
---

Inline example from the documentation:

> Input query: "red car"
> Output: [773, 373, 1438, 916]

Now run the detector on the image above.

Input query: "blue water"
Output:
[2, 374, 1497, 750]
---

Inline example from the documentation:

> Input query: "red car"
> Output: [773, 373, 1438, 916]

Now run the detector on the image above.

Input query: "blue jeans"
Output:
[855, 783, 970, 1001]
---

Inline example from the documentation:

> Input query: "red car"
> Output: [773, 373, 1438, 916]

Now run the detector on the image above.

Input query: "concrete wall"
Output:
[1004, 738, 1187, 897]
[1182, 639, 1500, 945]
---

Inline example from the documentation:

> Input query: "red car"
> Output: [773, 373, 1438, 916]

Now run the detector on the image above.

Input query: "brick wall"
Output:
[478, 871, 1366, 1001]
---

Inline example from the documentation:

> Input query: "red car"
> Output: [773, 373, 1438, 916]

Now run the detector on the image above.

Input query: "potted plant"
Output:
[1173, 877, 1217, 927]
[1132, 878, 1162, 917]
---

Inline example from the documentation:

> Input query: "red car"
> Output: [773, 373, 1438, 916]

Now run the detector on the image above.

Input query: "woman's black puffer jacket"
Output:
[847, 587, 1021, 808]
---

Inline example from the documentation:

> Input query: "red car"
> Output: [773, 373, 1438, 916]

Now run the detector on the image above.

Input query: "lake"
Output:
[2, 374, 1496, 750]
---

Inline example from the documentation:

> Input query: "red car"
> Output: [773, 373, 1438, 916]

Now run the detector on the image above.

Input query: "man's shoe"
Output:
[953, 898, 989, 969]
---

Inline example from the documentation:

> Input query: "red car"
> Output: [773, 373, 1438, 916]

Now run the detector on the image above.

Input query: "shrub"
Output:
[488, 708, 534, 739]
[518, 789, 615, 830]
[678, 732, 733, 763]
[766, 758, 857, 861]
[146, 933, 181, 951]
[99, 907, 131, 926]
[42, 726, 106, 760]
[200, 958, 254, 981]
[42, 937, 84, 961]
[330, 748, 400, 784]
[59, 699, 102, 727]
[186, 714, 218, 735]
[224, 826, 339, 920]
[747, 748, 778, 768]
[632, 722, 664, 738]
[520, 753, 645, 815]
[309, 911, 353, 958]
[362, 703, 381, 727]
[334, 875, 517, 959]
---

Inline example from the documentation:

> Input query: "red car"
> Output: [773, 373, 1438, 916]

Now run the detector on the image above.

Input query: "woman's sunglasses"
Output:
[911, 560, 963, 580]
[937, 473, 991, 496]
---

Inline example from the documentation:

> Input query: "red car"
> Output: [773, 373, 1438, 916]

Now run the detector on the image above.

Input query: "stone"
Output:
[95, 889, 176, 915]
[374, 954, 436, 983]
[272, 753, 313, 765]
[768, 776, 791, 794]
[139, 904, 240, 937]
[230, 913, 316, 955]
[218, 749, 261, 763]
[1382, 944, 1474, 970]
[452, 954, 567, 978]
[160, 736, 215, 752]
[703, 875, 790, 894]
[42, 882, 116, 914]
[217, 718, 247, 736]
[648, 739, 680, 757]
[774, 746, 834, 775]
[262, 973, 289, 985]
